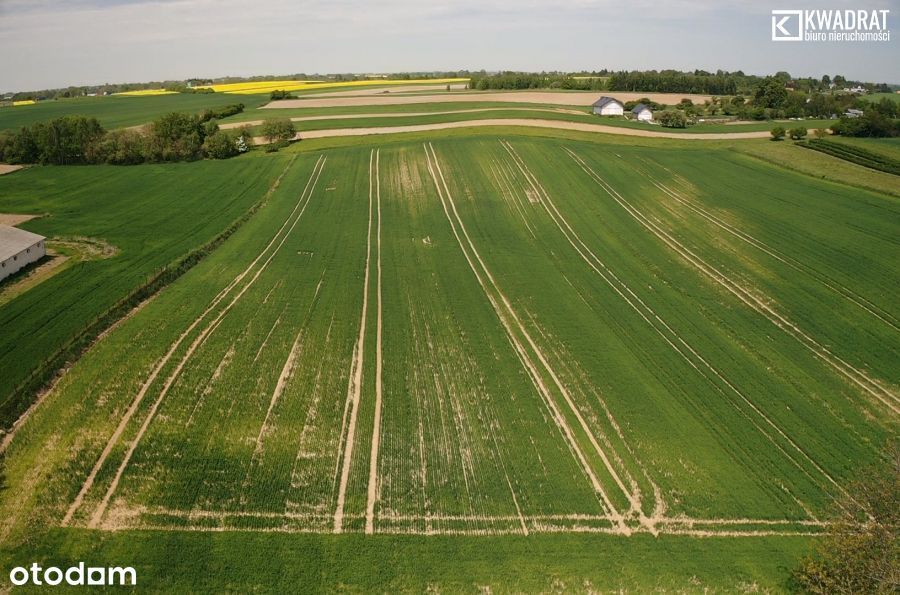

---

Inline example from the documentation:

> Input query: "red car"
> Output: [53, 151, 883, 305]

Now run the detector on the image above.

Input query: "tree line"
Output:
[0, 104, 300, 165]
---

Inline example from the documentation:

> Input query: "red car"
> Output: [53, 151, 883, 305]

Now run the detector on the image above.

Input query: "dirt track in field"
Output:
[0, 164, 23, 176]
[219, 107, 589, 130]
[252, 119, 775, 144]
[262, 91, 712, 110]
[0, 213, 37, 225]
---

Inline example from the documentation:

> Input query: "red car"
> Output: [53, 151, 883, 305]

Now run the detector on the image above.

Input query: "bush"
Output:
[657, 110, 687, 128]
[791, 443, 898, 594]
[789, 127, 807, 140]
[199, 103, 244, 123]
[202, 131, 239, 159]
[270, 90, 293, 101]
[831, 112, 900, 138]
[260, 118, 296, 146]
[770, 126, 786, 140]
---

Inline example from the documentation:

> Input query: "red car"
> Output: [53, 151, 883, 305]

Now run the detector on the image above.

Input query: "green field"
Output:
[0, 154, 291, 427]
[1, 132, 897, 590]
[0, 93, 268, 131]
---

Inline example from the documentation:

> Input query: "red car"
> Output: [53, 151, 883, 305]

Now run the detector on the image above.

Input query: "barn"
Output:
[592, 96, 624, 116]
[631, 103, 653, 121]
[0, 225, 47, 282]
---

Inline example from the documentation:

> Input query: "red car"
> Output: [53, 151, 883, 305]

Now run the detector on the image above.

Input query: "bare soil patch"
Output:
[0, 164, 24, 176]
[0, 213, 39, 226]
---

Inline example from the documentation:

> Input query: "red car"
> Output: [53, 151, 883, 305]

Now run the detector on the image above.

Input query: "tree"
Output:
[791, 443, 899, 593]
[98, 129, 146, 165]
[260, 118, 296, 146]
[202, 131, 239, 159]
[146, 112, 205, 162]
[657, 110, 687, 128]
[754, 77, 789, 109]
[789, 127, 807, 140]
[235, 126, 255, 153]
[770, 126, 786, 140]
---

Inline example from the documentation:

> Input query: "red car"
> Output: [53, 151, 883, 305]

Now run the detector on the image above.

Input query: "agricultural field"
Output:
[0, 154, 291, 428]
[1, 132, 896, 590]
[0, 93, 269, 131]
[198, 78, 469, 95]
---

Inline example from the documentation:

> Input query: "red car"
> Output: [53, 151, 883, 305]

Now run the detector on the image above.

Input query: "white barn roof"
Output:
[0, 225, 45, 262]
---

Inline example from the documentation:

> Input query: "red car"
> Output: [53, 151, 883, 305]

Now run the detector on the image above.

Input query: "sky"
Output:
[0, 0, 897, 92]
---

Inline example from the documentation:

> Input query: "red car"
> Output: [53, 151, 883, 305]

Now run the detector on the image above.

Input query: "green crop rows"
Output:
[1, 135, 897, 590]
[797, 138, 900, 175]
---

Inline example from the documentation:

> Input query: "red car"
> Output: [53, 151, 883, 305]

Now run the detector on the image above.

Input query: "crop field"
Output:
[199, 78, 469, 95]
[0, 93, 269, 131]
[0, 154, 292, 428]
[2, 133, 896, 569]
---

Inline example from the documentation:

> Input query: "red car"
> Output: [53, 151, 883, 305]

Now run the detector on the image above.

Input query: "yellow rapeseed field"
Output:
[197, 78, 469, 95]
[12, 100, 37, 106]
[113, 89, 178, 96]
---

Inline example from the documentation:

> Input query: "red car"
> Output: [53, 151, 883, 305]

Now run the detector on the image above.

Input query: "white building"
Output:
[631, 103, 653, 121]
[592, 96, 624, 116]
[0, 225, 46, 282]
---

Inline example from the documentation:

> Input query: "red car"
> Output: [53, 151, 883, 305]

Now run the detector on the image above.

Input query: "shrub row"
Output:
[796, 139, 900, 176]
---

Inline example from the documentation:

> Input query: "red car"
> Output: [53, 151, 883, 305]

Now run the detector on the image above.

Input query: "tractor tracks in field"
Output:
[635, 156, 900, 335]
[63, 154, 327, 528]
[333, 149, 383, 534]
[424, 142, 632, 534]
[566, 148, 899, 417]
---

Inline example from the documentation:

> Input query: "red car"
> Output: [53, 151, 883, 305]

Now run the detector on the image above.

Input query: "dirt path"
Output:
[263, 91, 712, 110]
[364, 149, 384, 535]
[253, 119, 777, 145]
[333, 148, 377, 534]
[0, 164, 23, 176]
[220, 107, 588, 130]
[0, 213, 38, 225]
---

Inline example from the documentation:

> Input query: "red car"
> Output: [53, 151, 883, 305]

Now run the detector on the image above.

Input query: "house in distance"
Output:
[631, 103, 653, 121]
[592, 96, 624, 116]
[0, 225, 46, 282]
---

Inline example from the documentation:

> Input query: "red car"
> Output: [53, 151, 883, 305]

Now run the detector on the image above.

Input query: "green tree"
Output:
[202, 131, 239, 159]
[754, 77, 789, 109]
[99, 129, 146, 165]
[788, 127, 808, 140]
[791, 444, 898, 594]
[770, 126, 786, 140]
[146, 112, 205, 162]
[657, 110, 687, 128]
[260, 118, 296, 146]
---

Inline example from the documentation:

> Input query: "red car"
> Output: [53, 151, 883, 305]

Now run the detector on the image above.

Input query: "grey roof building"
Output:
[0, 225, 46, 282]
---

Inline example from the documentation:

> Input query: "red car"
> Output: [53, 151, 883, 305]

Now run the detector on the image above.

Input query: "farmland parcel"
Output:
[0, 134, 897, 591]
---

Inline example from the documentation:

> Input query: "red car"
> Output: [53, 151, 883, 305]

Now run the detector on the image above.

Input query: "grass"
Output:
[0, 132, 896, 590]
[0, 153, 291, 428]
[0, 93, 269, 131]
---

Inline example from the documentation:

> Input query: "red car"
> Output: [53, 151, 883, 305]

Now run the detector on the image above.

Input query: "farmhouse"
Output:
[0, 225, 46, 282]
[844, 108, 864, 118]
[592, 96, 624, 116]
[631, 103, 653, 121]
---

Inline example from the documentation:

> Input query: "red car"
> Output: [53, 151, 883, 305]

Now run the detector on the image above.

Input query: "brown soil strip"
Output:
[220, 107, 588, 130]
[0, 164, 24, 176]
[262, 91, 712, 110]
[333, 149, 376, 534]
[0, 213, 38, 225]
